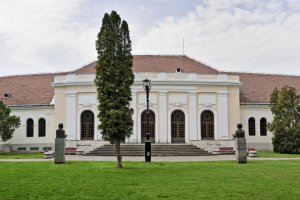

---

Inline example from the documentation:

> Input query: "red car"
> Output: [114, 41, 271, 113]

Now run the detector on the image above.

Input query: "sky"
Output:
[0, 0, 300, 76]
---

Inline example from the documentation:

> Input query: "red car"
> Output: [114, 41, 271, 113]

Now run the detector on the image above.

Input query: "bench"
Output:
[65, 147, 77, 155]
[212, 147, 235, 155]
[75, 150, 84, 155]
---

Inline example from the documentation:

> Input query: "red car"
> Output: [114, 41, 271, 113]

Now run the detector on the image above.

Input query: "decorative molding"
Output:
[139, 102, 157, 109]
[65, 91, 77, 96]
[78, 102, 96, 109]
[170, 101, 186, 108]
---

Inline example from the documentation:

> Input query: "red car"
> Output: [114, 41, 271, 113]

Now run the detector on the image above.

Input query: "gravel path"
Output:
[1, 155, 300, 162]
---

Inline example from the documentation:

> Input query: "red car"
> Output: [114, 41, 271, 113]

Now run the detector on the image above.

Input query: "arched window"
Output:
[38, 118, 46, 137]
[248, 117, 256, 136]
[26, 118, 34, 137]
[260, 118, 267, 136]
[81, 110, 94, 140]
[201, 110, 214, 140]
[141, 110, 155, 143]
[171, 110, 185, 143]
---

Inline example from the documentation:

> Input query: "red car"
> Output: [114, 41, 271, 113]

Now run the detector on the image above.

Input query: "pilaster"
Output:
[159, 92, 168, 143]
[189, 92, 197, 141]
[218, 92, 229, 139]
[66, 92, 77, 140]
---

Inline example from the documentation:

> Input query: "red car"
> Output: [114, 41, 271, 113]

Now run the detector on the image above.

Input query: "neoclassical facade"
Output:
[1, 55, 300, 152]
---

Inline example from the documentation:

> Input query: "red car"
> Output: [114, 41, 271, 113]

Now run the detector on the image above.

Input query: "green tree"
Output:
[0, 101, 21, 142]
[268, 85, 300, 153]
[95, 11, 134, 168]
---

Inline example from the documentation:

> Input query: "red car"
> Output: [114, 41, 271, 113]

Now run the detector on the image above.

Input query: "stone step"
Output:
[86, 144, 211, 156]
[93, 147, 204, 151]
[86, 153, 211, 156]
[93, 147, 206, 151]
[86, 151, 210, 155]
[95, 145, 202, 149]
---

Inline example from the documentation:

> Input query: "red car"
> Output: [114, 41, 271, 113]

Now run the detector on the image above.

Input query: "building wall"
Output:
[240, 105, 273, 150]
[228, 86, 240, 137]
[1, 73, 276, 153]
[54, 83, 101, 143]
[0, 106, 55, 152]
[52, 73, 242, 150]
[54, 87, 67, 135]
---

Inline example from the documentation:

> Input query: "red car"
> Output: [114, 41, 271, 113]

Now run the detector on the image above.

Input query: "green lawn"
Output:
[0, 152, 44, 159]
[0, 160, 300, 199]
[258, 151, 300, 158]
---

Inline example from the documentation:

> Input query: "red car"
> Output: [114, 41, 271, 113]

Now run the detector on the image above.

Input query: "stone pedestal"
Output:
[54, 138, 65, 164]
[235, 138, 247, 163]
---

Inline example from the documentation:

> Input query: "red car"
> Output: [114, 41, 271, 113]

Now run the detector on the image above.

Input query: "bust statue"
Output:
[56, 123, 66, 138]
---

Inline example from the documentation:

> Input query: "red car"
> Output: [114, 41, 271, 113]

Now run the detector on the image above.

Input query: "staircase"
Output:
[86, 144, 211, 156]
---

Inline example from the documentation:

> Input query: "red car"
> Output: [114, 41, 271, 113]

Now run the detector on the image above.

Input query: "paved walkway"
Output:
[1, 155, 300, 162]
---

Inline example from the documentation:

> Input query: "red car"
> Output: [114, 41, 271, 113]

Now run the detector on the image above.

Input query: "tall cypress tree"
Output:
[95, 11, 134, 168]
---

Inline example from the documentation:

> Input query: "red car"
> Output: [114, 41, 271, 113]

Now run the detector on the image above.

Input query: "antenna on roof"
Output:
[182, 38, 185, 55]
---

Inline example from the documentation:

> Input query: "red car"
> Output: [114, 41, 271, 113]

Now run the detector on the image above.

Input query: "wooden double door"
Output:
[141, 110, 155, 143]
[171, 110, 185, 143]
[81, 110, 94, 140]
[201, 110, 214, 140]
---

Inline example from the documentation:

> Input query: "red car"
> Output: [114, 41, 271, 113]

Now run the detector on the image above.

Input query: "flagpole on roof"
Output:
[182, 38, 185, 55]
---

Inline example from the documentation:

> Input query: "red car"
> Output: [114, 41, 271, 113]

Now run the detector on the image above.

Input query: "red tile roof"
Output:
[0, 55, 299, 105]
[74, 55, 219, 74]
[229, 72, 300, 103]
[0, 73, 64, 106]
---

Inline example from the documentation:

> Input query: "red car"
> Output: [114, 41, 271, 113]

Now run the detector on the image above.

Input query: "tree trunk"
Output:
[115, 138, 123, 168]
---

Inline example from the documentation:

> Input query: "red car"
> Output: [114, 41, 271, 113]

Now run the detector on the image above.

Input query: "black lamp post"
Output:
[143, 78, 151, 162]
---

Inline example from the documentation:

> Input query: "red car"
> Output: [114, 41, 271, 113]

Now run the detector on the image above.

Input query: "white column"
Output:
[159, 92, 167, 143]
[189, 92, 197, 141]
[129, 92, 137, 143]
[66, 92, 77, 140]
[218, 92, 229, 139]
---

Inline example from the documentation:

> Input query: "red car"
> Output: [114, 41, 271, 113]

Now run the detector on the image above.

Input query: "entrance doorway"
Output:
[141, 110, 155, 143]
[201, 110, 214, 140]
[81, 110, 94, 140]
[171, 110, 185, 143]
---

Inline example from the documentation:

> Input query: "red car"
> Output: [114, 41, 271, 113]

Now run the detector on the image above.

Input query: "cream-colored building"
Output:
[1, 55, 300, 152]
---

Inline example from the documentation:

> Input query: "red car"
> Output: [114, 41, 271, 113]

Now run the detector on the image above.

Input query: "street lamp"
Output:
[143, 78, 151, 162]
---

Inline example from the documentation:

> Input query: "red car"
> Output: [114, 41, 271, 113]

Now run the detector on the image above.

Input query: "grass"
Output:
[258, 151, 300, 158]
[0, 160, 300, 199]
[0, 152, 44, 159]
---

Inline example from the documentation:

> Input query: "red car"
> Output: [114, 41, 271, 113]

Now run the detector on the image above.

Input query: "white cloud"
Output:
[134, 0, 300, 74]
[0, 0, 98, 75]
[0, 0, 300, 76]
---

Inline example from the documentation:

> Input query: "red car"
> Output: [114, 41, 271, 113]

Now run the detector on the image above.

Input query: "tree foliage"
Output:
[95, 11, 134, 168]
[0, 101, 21, 142]
[268, 85, 300, 153]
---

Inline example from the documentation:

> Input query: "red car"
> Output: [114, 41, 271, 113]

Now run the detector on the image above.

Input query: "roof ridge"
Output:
[225, 70, 300, 77]
[71, 60, 97, 73]
[134, 54, 184, 56]
[184, 54, 220, 73]
[0, 71, 68, 78]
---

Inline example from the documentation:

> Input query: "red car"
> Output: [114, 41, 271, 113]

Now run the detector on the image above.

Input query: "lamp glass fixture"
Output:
[143, 79, 151, 90]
